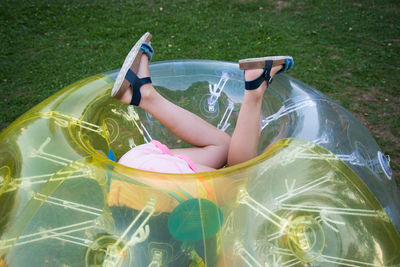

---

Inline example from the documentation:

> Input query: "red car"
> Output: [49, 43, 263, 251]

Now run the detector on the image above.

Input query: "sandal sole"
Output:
[239, 56, 293, 70]
[111, 32, 152, 97]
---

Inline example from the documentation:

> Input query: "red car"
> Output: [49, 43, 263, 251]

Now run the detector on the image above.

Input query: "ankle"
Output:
[138, 84, 156, 107]
[244, 85, 266, 101]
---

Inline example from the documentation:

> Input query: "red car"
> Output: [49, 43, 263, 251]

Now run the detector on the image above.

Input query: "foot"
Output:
[244, 64, 284, 97]
[244, 64, 283, 83]
[240, 56, 293, 93]
[118, 52, 153, 105]
[111, 32, 153, 104]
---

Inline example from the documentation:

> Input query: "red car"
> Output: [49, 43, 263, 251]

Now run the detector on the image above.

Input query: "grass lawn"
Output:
[1, 0, 399, 181]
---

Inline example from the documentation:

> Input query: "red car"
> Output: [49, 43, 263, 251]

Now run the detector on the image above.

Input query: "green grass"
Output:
[1, 0, 399, 180]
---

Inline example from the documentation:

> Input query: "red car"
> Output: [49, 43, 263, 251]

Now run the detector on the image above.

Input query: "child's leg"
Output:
[227, 64, 284, 166]
[119, 54, 231, 170]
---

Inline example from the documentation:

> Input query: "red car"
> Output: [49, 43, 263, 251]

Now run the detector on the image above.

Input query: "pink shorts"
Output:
[118, 140, 198, 174]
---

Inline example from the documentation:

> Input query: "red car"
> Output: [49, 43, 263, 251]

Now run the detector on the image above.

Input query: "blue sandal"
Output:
[239, 56, 293, 90]
[111, 32, 154, 106]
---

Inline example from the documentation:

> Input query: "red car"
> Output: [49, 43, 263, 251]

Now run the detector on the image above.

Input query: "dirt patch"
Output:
[372, 124, 400, 144]
[273, 0, 304, 13]
[275, 0, 290, 10]
[15, 90, 29, 97]
[256, 0, 304, 13]
[360, 92, 382, 104]
[352, 86, 399, 107]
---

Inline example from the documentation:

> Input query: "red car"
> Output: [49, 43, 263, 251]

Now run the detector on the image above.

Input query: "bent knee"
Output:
[216, 133, 231, 157]
[208, 134, 231, 168]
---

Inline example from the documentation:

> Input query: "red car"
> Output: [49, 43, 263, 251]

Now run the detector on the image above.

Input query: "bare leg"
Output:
[227, 65, 283, 166]
[119, 54, 231, 170]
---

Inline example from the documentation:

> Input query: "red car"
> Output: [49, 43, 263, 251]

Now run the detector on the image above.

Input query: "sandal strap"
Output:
[244, 60, 273, 90]
[140, 42, 154, 61]
[125, 69, 152, 106]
